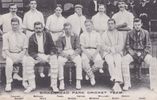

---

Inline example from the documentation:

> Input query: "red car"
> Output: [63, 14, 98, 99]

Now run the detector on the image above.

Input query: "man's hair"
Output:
[64, 22, 72, 28]
[56, 4, 62, 9]
[134, 18, 142, 23]
[108, 18, 116, 24]
[34, 21, 43, 27]
[84, 19, 93, 24]
[9, 3, 17, 9]
[29, 0, 37, 3]
[98, 4, 106, 8]
[11, 17, 20, 24]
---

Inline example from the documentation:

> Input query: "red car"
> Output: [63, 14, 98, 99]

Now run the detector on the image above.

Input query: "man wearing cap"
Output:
[92, 4, 110, 35]
[67, 4, 86, 36]
[46, 4, 66, 45]
[112, 0, 134, 50]
[2, 18, 27, 92]
[57, 22, 82, 90]
[23, 0, 45, 38]
[80, 19, 104, 86]
[122, 18, 156, 91]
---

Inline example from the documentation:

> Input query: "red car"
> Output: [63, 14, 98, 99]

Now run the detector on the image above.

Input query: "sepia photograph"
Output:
[0, 0, 157, 100]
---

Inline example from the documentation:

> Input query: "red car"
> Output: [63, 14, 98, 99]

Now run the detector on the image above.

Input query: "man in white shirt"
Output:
[2, 18, 27, 92]
[67, 4, 86, 36]
[101, 19, 123, 92]
[0, 3, 22, 34]
[23, 0, 45, 38]
[0, 3, 23, 81]
[80, 19, 104, 86]
[46, 5, 66, 44]
[112, 0, 134, 49]
[57, 22, 82, 90]
[92, 4, 110, 35]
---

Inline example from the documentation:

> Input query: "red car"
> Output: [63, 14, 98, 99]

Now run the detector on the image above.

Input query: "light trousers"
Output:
[104, 53, 123, 82]
[5, 53, 24, 84]
[82, 49, 104, 79]
[58, 50, 82, 80]
[122, 54, 156, 89]
[23, 54, 58, 88]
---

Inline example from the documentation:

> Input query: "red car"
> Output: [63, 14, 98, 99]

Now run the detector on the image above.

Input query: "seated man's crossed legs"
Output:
[58, 50, 82, 90]
[22, 54, 59, 93]
[5, 53, 24, 92]
[82, 49, 104, 86]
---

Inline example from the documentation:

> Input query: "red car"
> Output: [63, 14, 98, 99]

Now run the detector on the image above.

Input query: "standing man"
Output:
[122, 18, 155, 91]
[0, 3, 22, 35]
[80, 19, 104, 86]
[57, 22, 82, 90]
[23, 0, 45, 38]
[23, 22, 58, 93]
[67, 4, 86, 36]
[92, 4, 110, 35]
[101, 19, 123, 92]
[2, 18, 27, 92]
[46, 4, 66, 44]
[112, 0, 134, 50]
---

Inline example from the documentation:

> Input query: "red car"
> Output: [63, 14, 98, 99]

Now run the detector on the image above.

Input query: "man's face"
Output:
[11, 21, 19, 31]
[29, 1, 37, 10]
[34, 24, 43, 34]
[75, 8, 82, 16]
[134, 21, 142, 31]
[9, 5, 17, 14]
[55, 7, 62, 17]
[108, 21, 116, 30]
[98, 5, 106, 13]
[64, 25, 72, 35]
[118, 2, 126, 11]
[85, 22, 93, 32]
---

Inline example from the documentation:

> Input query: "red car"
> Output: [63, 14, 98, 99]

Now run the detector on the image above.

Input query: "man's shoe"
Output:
[85, 75, 89, 80]
[24, 87, 35, 93]
[23, 81, 29, 89]
[40, 73, 45, 78]
[90, 77, 96, 86]
[5, 84, 11, 92]
[123, 85, 131, 91]
[59, 80, 65, 90]
[13, 73, 22, 81]
[99, 69, 104, 73]
[76, 80, 81, 90]
[112, 83, 122, 92]
[52, 86, 59, 92]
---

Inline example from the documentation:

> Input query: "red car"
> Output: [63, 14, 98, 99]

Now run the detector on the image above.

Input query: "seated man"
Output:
[57, 22, 82, 90]
[23, 22, 58, 93]
[80, 19, 104, 86]
[101, 19, 123, 92]
[2, 18, 27, 92]
[122, 18, 155, 91]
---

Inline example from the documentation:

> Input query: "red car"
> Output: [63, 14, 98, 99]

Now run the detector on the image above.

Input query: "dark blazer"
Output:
[57, 34, 81, 55]
[125, 29, 152, 58]
[28, 31, 57, 59]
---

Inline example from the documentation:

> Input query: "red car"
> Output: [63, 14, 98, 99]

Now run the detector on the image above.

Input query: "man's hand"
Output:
[137, 52, 142, 57]
[36, 57, 47, 63]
